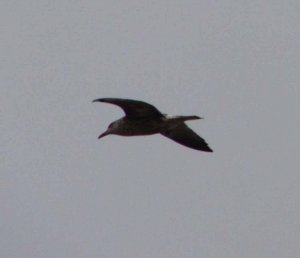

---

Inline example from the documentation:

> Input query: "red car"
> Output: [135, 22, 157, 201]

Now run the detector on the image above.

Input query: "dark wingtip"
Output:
[92, 98, 103, 103]
[192, 116, 203, 120]
[205, 146, 213, 152]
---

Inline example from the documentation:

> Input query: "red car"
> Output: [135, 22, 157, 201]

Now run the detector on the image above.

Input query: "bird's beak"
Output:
[98, 131, 109, 139]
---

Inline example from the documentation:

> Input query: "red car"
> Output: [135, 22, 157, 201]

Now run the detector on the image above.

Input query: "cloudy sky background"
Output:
[2, 1, 300, 257]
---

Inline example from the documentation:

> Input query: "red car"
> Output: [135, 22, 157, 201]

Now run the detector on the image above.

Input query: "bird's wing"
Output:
[93, 98, 163, 118]
[161, 123, 213, 152]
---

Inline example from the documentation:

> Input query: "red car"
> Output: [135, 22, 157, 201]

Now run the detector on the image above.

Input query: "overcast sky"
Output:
[1, 1, 300, 257]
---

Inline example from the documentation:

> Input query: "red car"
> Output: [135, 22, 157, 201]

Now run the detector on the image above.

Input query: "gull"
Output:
[93, 98, 213, 152]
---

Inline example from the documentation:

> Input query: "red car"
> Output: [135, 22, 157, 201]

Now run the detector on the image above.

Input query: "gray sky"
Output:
[1, 1, 300, 257]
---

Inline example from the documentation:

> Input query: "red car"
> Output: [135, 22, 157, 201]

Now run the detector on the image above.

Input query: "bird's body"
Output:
[106, 116, 163, 136]
[107, 115, 200, 136]
[93, 98, 213, 152]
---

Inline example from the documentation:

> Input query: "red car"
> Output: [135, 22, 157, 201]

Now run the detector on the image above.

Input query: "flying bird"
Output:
[93, 98, 213, 152]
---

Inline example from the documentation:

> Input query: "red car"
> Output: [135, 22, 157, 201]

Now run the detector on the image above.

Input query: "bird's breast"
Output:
[118, 117, 163, 136]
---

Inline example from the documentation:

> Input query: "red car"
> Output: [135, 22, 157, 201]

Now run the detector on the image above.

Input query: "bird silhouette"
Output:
[93, 98, 213, 152]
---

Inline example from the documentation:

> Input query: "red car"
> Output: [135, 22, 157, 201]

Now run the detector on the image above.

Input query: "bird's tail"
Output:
[171, 115, 203, 122]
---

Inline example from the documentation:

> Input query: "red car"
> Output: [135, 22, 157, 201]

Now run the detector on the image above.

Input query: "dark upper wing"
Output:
[93, 98, 163, 118]
[161, 123, 213, 152]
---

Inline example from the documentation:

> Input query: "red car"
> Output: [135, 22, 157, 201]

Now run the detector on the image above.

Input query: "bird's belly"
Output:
[119, 119, 163, 136]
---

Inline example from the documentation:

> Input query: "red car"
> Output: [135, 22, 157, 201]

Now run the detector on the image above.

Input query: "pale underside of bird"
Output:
[93, 98, 213, 152]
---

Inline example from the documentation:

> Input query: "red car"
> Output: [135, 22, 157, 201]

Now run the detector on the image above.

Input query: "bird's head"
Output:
[98, 121, 118, 139]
